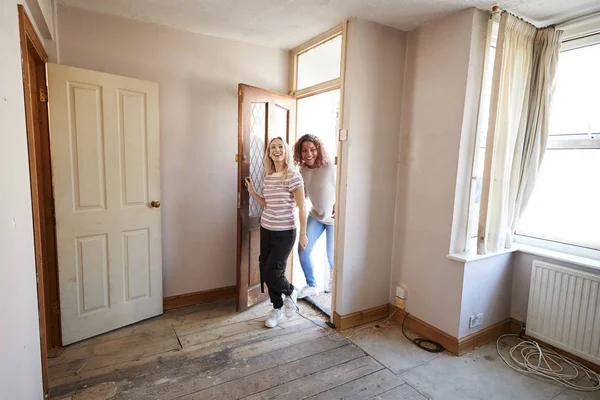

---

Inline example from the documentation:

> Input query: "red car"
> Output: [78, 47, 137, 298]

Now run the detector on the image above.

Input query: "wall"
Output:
[25, 0, 53, 38]
[336, 19, 406, 315]
[511, 252, 600, 323]
[57, 6, 289, 296]
[390, 8, 488, 337]
[24, 0, 58, 61]
[0, 0, 44, 398]
[459, 254, 513, 337]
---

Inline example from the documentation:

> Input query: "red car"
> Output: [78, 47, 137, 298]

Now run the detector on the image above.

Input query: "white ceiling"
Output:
[57, 0, 600, 49]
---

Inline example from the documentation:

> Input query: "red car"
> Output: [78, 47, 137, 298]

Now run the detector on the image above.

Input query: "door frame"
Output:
[288, 21, 348, 325]
[18, 5, 61, 396]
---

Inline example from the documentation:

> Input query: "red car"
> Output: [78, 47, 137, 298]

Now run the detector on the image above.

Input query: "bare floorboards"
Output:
[49, 299, 411, 400]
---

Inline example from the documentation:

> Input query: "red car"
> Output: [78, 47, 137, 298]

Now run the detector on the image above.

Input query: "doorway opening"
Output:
[235, 23, 347, 325]
[289, 24, 347, 321]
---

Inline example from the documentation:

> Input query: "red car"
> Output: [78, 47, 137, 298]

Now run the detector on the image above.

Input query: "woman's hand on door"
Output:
[244, 177, 255, 194]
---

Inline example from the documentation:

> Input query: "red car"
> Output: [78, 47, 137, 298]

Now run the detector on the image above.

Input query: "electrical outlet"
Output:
[469, 313, 484, 328]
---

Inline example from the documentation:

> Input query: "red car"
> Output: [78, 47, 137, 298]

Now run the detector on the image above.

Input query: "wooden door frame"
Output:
[18, 5, 61, 396]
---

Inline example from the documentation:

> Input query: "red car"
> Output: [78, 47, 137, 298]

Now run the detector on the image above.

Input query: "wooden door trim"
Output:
[236, 84, 246, 311]
[18, 4, 51, 396]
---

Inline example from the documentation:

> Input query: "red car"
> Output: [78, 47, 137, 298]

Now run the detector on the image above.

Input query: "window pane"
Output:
[518, 149, 600, 250]
[469, 178, 482, 238]
[297, 89, 340, 158]
[549, 43, 600, 135]
[272, 105, 288, 140]
[297, 35, 342, 90]
[476, 45, 496, 149]
[249, 103, 266, 217]
[474, 147, 486, 178]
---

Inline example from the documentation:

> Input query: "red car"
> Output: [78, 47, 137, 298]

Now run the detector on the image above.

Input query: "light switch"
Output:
[339, 129, 348, 141]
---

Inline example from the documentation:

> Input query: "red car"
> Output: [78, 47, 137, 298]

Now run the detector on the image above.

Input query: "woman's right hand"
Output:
[244, 177, 255, 194]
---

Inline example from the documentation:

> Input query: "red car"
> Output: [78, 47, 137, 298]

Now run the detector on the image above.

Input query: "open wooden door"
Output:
[237, 84, 296, 311]
[47, 64, 163, 344]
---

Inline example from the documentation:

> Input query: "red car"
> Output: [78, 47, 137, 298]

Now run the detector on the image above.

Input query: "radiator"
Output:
[526, 260, 600, 365]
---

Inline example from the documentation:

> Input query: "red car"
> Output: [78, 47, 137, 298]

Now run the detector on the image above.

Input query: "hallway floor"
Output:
[49, 299, 598, 400]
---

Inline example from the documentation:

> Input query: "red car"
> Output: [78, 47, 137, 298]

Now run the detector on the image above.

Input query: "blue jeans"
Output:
[299, 217, 334, 287]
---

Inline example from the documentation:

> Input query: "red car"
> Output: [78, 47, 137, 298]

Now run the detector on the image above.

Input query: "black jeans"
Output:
[260, 227, 296, 309]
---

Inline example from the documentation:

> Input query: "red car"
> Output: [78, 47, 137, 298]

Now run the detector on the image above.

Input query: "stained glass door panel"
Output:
[249, 103, 266, 217]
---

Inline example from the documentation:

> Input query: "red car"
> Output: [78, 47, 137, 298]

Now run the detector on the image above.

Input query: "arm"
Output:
[244, 177, 266, 208]
[292, 187, 308, 250]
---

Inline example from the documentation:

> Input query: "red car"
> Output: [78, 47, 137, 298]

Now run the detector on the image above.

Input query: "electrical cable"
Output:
[496, 334, 600, 392]
[400, 312, 445, 353]
[308, 307, 445, 354]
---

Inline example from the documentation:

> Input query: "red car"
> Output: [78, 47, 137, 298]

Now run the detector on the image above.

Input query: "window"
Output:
[297, 35, 343, 90]
[290, 23, 345, 157]
[516, 35, 600, 251]
[465, 20, 498, 251]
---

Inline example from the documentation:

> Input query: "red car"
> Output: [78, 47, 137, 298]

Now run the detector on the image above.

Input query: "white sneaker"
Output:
[264, 308, 283, 328]
[297, 285, 319, 299]
[283, 289, 299, 318]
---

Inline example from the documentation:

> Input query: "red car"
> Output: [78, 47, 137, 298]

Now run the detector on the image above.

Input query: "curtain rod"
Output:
[489, 5, 557, 29]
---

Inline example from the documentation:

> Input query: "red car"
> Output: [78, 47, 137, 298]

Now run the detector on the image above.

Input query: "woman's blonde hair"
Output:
[264, 137, 295, 179]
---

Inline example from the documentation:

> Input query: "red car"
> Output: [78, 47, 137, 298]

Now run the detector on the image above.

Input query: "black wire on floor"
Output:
[401, 312, 445, 353]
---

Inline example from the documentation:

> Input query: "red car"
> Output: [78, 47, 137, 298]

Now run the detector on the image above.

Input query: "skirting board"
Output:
[163, 286, 236, 311]
[389, 305, 459, 354]
[389, 305, 515, 355]
[333, 304, 390, 331]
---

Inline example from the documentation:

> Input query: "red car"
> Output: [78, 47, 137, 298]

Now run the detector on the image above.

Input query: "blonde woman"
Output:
[245, 137, 308, 328]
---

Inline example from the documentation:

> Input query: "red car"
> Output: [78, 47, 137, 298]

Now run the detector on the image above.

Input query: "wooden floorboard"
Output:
[113, 327, 340, 399]
[48, 299, 401, 400]
[49, 317, 316, 395]
[241, 356, 384, 400]
[178, 345, 365, 400]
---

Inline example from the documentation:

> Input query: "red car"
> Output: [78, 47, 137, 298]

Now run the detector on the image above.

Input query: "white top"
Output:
[301, 161, 336, 225]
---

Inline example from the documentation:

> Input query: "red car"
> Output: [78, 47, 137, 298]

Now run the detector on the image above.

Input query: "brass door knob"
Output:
[150, 200, 161, 208]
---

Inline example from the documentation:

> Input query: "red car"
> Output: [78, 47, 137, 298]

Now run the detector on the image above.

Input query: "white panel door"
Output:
[47, 63, 162, 345]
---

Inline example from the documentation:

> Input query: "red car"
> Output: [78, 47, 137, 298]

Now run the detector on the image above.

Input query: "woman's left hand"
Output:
[299, 234, 308, 250]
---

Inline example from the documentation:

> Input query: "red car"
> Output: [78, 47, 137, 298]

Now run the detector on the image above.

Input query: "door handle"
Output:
[150, 200, 161, 208]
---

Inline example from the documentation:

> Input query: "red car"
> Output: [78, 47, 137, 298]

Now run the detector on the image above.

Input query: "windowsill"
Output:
[448, 244, 600, 271]
[447, 246, 517, 263]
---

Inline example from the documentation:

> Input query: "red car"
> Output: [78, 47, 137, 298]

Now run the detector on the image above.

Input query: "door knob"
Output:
[150, 200, 161, 208]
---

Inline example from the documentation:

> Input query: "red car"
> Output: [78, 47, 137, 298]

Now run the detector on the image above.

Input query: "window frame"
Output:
[289, 23, 346, 99]
[464, 17, 498, 252]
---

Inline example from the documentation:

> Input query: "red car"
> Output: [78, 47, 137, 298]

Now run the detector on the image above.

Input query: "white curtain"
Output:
[478, 14, 563, 254]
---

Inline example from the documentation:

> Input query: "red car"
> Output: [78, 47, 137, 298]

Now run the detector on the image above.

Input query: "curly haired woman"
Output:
[293, 134, 336, 299]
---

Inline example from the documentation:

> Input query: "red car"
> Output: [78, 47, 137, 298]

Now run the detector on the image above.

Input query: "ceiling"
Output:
[57, 0, 600, 49]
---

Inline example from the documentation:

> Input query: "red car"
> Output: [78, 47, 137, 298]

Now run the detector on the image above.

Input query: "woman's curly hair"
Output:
[293, 134, 330, 168]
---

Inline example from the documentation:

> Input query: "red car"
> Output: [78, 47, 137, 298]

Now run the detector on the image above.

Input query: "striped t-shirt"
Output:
[260, 170, 304, 231]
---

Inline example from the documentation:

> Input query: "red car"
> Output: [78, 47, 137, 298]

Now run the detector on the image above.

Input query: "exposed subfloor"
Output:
[301, 292, 332, 317]
[48, 299, 599, 400]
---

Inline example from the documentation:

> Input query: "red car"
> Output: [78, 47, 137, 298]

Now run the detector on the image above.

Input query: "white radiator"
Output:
[526, 260, 600, 365]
